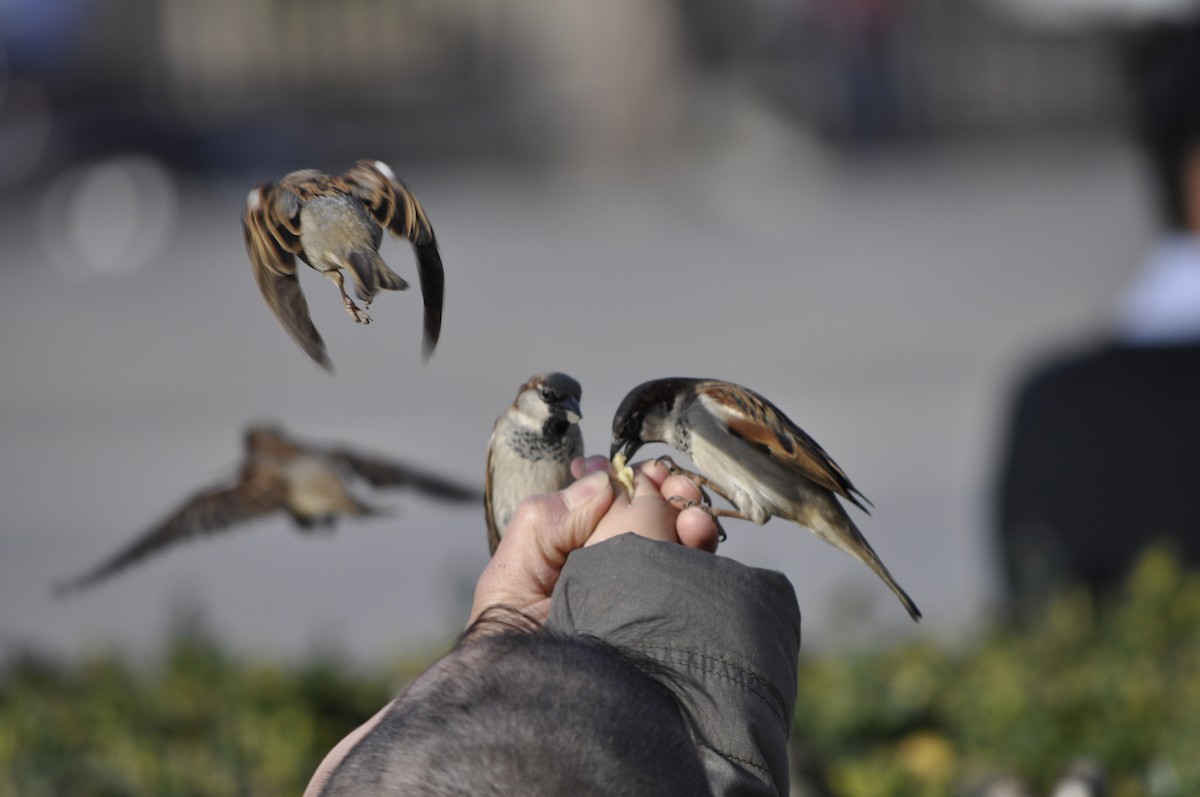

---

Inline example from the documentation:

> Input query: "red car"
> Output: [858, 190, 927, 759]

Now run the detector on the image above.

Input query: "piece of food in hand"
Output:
[611, 451, 636, 499]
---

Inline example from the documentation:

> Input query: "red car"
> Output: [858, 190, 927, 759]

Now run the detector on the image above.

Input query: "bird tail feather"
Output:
[817, 511, 923, 622]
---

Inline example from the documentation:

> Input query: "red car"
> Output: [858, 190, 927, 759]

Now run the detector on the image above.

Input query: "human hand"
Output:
[579, 456, 720, 551]
[468, 455, 720, 625]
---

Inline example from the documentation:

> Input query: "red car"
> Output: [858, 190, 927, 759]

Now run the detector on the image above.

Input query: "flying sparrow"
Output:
[243, 159, 445, 369]
[485, 372, 584, 554]
[610, 378, 921, 621]
[54, 424, 481, 595]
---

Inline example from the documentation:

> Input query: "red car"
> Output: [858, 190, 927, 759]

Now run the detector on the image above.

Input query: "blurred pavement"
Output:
[0, 115, 1154, 662]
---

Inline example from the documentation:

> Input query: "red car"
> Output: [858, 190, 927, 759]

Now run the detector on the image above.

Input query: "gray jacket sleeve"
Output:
[546, 534, 801, 797]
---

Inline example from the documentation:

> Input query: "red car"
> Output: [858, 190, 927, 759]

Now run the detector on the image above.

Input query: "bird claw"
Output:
[654, 455, 684, 474]
[655, 456, 713, 507]
[344, 302, 372, 324]
[666, 495, 727, 542]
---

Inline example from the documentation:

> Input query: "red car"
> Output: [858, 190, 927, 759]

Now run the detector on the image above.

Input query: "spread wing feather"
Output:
[343, 160, 444, 359]
[243, 185, 331, 370]
[327, 449, 482, 503]
[54, 468, 288, 596]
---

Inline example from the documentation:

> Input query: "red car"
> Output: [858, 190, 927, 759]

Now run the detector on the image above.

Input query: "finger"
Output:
[660, 473, 704, 505]
[544, 470, 615, 554]
[629, 467, 664, 500]
[676, 507, 720, 553]
[571, 455, 610, 480]
[470, 472, 613, 625]
[638, 459, 670, 488]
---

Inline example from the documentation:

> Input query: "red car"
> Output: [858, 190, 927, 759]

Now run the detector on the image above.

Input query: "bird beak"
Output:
[562, 397, 582, 425]
[610, 438, 641, 461]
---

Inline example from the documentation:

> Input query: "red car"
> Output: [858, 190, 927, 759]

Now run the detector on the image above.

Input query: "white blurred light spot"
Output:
[40, 155, 179, 280]
[988, 0, 1200, 30]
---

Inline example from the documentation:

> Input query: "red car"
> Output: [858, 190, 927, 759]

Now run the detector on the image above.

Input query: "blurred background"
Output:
[2, 0, 1199, 794]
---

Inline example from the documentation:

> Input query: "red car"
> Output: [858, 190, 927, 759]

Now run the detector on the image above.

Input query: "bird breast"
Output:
[283, 457, 357, 517]
[299, 196, 381, 268]
[489, 433, 575, 531]
[687, 415, 784, 524]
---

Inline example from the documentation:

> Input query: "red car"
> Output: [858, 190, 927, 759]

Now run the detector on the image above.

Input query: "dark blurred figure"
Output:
[995, 18, 1200, 613]
[812, 0, 907, 144]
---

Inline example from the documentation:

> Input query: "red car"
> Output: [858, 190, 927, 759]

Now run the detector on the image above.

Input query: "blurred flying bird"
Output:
[610, 378, 921, 621]
[485, 372, 584, 554]
[243, 159, 445, 369]
[53, 424, 482, 595]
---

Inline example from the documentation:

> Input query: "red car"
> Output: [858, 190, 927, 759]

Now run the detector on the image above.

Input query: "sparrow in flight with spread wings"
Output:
[484, 372, 584, 555]
[611, 378, 921, 621]
[54, 424, 481, 595]
[243, 159, 445, 370]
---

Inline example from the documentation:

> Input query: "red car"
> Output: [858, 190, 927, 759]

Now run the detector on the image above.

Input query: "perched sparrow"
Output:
[610, 378, 921, 621]
[485, 372, 584, 554]
[54, 424, 481, 595]
[243, 159, 445, 369]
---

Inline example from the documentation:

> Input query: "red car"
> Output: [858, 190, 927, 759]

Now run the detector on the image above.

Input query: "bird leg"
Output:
[326, 269, 372, 324]
[654, 455, 725, 506]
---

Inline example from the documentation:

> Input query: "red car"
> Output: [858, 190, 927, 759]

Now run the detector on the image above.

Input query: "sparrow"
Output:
[485, 372, 584, 554]
[54, 424, 482, 595]
[610, 378, 922, 621]
[243, 159, 445, 369]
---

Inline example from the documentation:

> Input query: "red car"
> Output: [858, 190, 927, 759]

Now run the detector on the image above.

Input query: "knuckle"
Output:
[509, 496, 556, 531]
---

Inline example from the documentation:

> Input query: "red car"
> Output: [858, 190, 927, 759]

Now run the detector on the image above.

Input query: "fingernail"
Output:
[563, 471, 610, 509]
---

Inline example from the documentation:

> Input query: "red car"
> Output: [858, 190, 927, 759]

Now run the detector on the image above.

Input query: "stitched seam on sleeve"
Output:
[696, 739, 773, 779]
[663, 656, 789, 732]
[638, 644, 790, 726]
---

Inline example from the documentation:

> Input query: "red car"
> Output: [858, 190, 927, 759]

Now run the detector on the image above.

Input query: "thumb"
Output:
[546, 470, 615, 557]
[470, 471, 613, 626]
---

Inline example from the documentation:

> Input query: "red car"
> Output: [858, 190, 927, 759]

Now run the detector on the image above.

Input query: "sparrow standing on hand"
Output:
[243, 159, 445, 369]
[54, 424, 482, 595]
[485, 373, 584, 554]
[610, 378, 921, 621]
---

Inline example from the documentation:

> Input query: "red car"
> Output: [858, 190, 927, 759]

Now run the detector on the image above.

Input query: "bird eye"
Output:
[540, 388, 556, 402]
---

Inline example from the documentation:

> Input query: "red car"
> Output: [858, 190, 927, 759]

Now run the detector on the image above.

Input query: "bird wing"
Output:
[327, 449, 483, 503]
[342, 160, 445, 360]
[483, 436, 502, 555]
[695, 381, 872, 513]
[53, 467, 289, 596]
[243, 183, 332, 370]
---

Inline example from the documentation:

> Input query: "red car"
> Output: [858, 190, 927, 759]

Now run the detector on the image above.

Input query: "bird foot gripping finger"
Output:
[654, 454, 686, 475]
[666, 495, 728, 541]
[654, 456, 716, 507]
[654, 455, 716, 493]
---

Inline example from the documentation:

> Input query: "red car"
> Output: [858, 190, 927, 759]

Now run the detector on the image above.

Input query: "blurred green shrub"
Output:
[0, 611, 426, 797]
[2, 547, 1196, 796]
[795, 546, 1200, 797]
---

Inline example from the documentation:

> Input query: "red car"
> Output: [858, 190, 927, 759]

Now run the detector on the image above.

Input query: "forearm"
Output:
[546, 534, 801, 796]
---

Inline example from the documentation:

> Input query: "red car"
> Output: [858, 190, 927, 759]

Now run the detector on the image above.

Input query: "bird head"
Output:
[515, 372, 583, 439]
[611, 377, 699, 460]
[610, 379, 680, 460]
